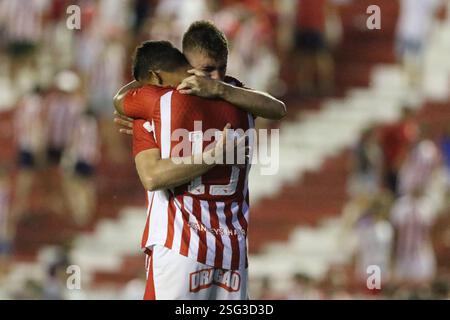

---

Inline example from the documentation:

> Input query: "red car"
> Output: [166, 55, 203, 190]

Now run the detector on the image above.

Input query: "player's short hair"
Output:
[132, 40, 188, 81]
[182, 20, 228, 61]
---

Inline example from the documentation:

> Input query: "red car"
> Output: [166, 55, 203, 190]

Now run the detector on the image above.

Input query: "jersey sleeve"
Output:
[123, 87, 156, 119]
[132, 119, 158, 157]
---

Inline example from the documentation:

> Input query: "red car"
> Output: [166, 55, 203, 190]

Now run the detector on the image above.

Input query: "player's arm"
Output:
[135, 124, 237, 191]
[113, 80, 143, 115]
[135, 149, 215, 191]
[177, 70, 287, 120]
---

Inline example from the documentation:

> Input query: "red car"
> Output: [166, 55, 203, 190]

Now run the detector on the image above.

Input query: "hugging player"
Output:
[113, 21, 286, 300]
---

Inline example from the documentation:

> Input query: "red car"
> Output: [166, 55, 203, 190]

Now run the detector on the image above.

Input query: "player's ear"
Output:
[148, 70, 162, 86]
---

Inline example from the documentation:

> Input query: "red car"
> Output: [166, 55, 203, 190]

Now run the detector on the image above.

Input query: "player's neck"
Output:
[164, 66, 190, 88]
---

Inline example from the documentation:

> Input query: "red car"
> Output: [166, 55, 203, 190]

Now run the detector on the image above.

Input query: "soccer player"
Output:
[117, 40, 258, 299]
[113, 20, 286, 133]
[113, 21, 286, 299]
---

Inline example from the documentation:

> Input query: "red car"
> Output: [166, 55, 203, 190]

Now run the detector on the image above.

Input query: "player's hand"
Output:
[114, 111, 134, 135]
[177, 69, 222, 98]
[208, 124, 250, 168]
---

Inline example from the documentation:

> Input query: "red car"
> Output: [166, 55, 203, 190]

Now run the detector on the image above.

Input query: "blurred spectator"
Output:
[88, 36, 127, 164]
[131, 0, 155, 36]
[441, 126, 450, 202]
[0, 164, 11, 271]
[155, 0, 210, 41]
[45, 70, 84, 214]
[64, 108, 100, 226]
[148, 0, 210, 48]
[347, 126, 383, 198]
[258, 276, 285, 299]
[228, 3, 280, 93]
[379, 107, 418, 196]
[292, 0, 337, 96]
[285, 273, 324, 299]
[46, 71, 84, 165]
[72, 1, 102, 80]
[96, 0, 130, 37]
[398, 124, 441, 196]
[353, 191, 394, 285]
[396, 0, 443, 89]
[0, 0, 47, 95]
[390, 187, 438, 287]
[321, 265, 352, 300]
[11, 86, 46, 222]
[42, 246, 71, 300]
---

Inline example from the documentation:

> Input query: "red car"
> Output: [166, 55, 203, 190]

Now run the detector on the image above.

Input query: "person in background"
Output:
[42, 246, 71, 300]
[440, 125, 450, 204]
[131, 0, 155, 36]
[390, 186, 438, 288]
[292, 0, 337, 96]
[379, 107, 418, 196]
[353, 191, 394, 286]
[11, 86, 46, 227]
[396, 0, 443, 89]
[225, 2, 280, 95]
[45, 71, 84, 214]
[347, 126, 383, 199]
[398, 124, 441, 197]
[0, 164, 12, 274]
[64, 108, 100, 226]
[87, 34, 127, 164]
[285, 273, 323, 299]
[0, 0, 47, 97]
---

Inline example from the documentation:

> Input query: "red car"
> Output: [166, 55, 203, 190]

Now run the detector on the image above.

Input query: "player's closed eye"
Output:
[202, 66, 215, 73]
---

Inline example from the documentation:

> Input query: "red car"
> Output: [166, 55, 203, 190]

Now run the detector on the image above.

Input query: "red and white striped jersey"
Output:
[140, 90, 254, 270]
[398, 140, 440, 195]
[46, 93, 84, 149]
[14, 93, 45, 152]
[0, 0, 46, 42]
[70, 115, 100, 165]
[390, 195, 437, 281]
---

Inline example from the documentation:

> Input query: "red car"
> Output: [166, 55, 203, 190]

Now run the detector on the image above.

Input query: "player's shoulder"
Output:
[128, 85, 171, 99]
[172, 90, 235, 111]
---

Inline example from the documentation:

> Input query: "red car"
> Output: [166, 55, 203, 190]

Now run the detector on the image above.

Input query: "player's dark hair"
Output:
[182, 20, 228, 61]
[132, 40, 188, 81]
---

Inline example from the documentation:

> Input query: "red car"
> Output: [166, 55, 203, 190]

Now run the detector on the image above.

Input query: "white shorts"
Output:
[144, 245, 248, 300]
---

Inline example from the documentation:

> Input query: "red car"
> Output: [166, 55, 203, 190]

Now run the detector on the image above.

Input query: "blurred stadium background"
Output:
[1, 0, 450, 299]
